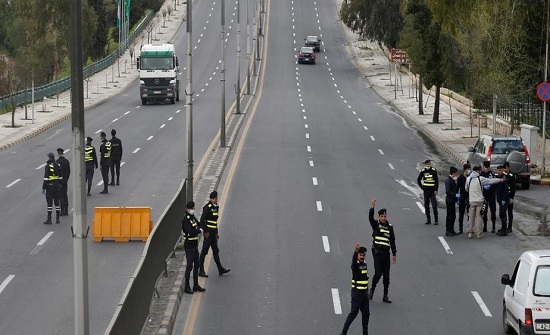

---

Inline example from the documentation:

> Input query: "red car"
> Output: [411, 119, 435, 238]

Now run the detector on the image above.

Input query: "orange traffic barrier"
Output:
[92, 207, 153, 242]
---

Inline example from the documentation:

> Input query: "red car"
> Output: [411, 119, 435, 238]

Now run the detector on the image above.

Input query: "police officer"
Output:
[496, 165, 510, 236]
[417, 159, 439, 225]
[456, 163, 471, 234]
[99, 132, 111, 194]
[368, 198, 397, 303]
[503, 162, 516, 233]
[42, 152, 62, 224]
[56, 148, 70, 216]
[85, 137, 98, 196]
[109, 129, 123, 186]
[480, 161, 497, 233]
[198, 191, 230, 278]
[340, 244, 370, 335]
[182, 201, 206, 294]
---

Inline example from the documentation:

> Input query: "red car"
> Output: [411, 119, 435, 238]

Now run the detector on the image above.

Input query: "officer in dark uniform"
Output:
[198, 191, 230, 278]
[495, 165, 510, 236]
[368, 198, 397, 303]
[503, 162, 516, 233]
[109, 129, 123, 186]
[181, 201, 206, 294]
[340, 243, 370, 335]
[99, 132, 111, 194]
[56, 148, 70, 216]
[85, 137, 98, 196]
[456, 163, 471, 234]
[417, 159, 439, 225]
[480, 161, 497, 233]
[42, 152, 62, 224]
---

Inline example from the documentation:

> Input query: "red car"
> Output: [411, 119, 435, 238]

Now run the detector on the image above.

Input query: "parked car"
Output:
[304, 36, 321, 52]
[501, 250, 550, 335]
[298, 47, 316, 64]
[467, 134, 531, 189]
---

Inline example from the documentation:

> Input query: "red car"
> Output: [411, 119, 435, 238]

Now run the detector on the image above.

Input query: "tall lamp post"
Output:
[186, 0, 194, 200]
[235, 0, 241, 113]
[542, 0, 550, 176]
[221, 0, 226, 147]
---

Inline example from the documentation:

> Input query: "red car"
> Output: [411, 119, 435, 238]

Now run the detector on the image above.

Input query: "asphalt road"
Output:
[184, 0, 536, 334]
[0, 0, 253, 333]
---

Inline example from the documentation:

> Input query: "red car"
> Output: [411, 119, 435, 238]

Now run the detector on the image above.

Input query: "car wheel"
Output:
[521, 181, 530, 190]
[503, 305, 513, 334]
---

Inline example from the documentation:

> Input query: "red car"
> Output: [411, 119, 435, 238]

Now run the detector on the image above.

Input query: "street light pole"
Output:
[186, 0, 194, 200]
[542, 0, 550, 176]
[221, 0, 226, 147]
[235, 0, 241, 113]
[246, 0, 251, 95]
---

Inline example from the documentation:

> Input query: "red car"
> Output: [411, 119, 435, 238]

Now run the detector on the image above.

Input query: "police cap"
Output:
[57, 148, 64, 154]
[186, 201, 195, 209]
[378, 208, 387, 216]
[100, 131, 106, 138]
[424, 159, 431, 164]
[47, 152, 55, 159]
[357, 246, 368, 254]
[209, 191, 218, 199]
[86, 136, 93, 142]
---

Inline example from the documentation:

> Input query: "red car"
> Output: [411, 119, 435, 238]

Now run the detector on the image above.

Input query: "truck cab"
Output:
[137, 44, 180, 105]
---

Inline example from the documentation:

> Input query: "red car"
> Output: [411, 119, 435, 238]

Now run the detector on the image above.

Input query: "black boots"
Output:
[219, 268, 231, 276]
[185, 279, 206, 294]
[368, 286, 374, 300]
[199, 268, 209, 278]
[383, 286, 392, 303]
[43, 213, 52, 225]
[56, 212, 60, 224]
[100, 188, 108, 194]
[193, 280, 206, 292]
[184, 279, 193, 294]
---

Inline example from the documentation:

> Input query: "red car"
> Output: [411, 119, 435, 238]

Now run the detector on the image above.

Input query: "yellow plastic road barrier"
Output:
[92, 207, 153, 242]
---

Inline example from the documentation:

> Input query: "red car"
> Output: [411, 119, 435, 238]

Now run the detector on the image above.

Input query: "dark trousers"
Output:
[445, 201, 456, 232]
[507, 202, 514, 230]
[482, 195, 496, 230]
[110, 159, 121, 183]
[423, 190, 438, 223]
[100, 165, 109, 191]
[199, 232, 223, 272]
[60, 182, 68, 211]
[85, 165, 94, 193]
[499, 203, 508, 231]
[458, 198, 468, 230]
[341, 289, 369, 335]
[185, 246, 200, 284]
[371, 250, 390, 293]
[45, 184, 61, 214]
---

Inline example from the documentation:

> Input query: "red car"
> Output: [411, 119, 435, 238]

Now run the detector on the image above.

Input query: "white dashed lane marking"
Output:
[370, 136, 375, 141]
[312, 177, 318, 185]
[378, 149, 385, 155]
[147, 136, 154, 141]
[471, 291, 492, 317]
[307, 146, 312, 152]
[132, 148, 140, 154]
[388, 163, 395, 170]
[322, 236, 330, 252]
[438, 236, 453, 254]
[36, 164, 46, 170]
[309, 160, 314, 167]
[416, 202, 425, 213]
[0, 275, 15, 295]
[6, 179, 21, 188]
[331, 288, 342, 314]
[316, 201, 323, 211]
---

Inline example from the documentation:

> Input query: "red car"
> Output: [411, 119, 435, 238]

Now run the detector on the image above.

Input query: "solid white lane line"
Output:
[322, 236, 330, 252]
[6, 179, 21, 188]
[309, 160, 314, 167]
[471, 291, 492, 317]
[36, 163, 46, 170]
[37, 232, 54, 246]
[0, 275, 15, 295]
[132, 148, 140, 154]
[160, 124, 166, 129]
[316, 201, 323, 211]
[312, 177, 318, 185]
[388, 163, 395, 170]
[378, 149, 384, 155]
[416, 202, 425, 213]
[307, 146, 312, 152]
[147, 136, 154, 141]
[438, 236, 453, 254]
[370, 136, 375, 141]
[331, 288, 342, 314]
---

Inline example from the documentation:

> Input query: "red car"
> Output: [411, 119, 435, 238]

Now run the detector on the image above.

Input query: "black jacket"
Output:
[42, 158, 62, 189]
[100, 139, 111, 167]
[350, 251, 369, 290]
[506, 173, 516, 199]
[480, 170, 496, 199]
[200, 201, 219, 234]
[496, 176, 509, 204]
[445, 176, 458, 203]
[417, 167, 439, 192]
[85, 144, 98, 168]
[456, 174, 469, 204]
[181, 213, 201, 248]
[368, 208, 397, 255]
[110, 136, 123, 161]
[56, 156, 70, 185]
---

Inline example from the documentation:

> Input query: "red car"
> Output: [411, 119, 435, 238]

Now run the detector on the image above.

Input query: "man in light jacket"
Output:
[465, 166, 504, 239]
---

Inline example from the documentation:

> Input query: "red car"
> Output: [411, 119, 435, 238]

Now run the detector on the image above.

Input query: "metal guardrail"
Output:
[0, 10, 155, 112]
[496, 99, 550, 136]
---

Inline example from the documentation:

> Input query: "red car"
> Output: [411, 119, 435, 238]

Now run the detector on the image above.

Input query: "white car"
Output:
[501, 250, 550, 334]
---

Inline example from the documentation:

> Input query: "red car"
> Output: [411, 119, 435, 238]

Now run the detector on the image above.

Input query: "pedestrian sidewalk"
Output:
[0, 3, 186, 151]
[339, 18, 550, 186]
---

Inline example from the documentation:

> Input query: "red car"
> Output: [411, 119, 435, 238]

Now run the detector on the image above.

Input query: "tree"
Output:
[89, 0, 108, 59]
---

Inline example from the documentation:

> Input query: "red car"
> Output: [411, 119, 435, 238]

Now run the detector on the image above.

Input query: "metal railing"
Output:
[495, 98, 549, 136]
[0, 10, 155, 112]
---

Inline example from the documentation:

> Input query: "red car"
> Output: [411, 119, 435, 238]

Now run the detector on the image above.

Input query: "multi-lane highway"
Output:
[182, 0, 533, 334]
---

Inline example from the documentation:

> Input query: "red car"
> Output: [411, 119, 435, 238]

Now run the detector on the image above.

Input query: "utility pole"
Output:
[246, 0, 251, 95]
[221, 0, 226, 147]
[186, 0, 194, 200]
[235, 0, 241, 113]
[70, 0, 89, 333]
[253, 0, 258, 76]
[542, 0, 550, 176]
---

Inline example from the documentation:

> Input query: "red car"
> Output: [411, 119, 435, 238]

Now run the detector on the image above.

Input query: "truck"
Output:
[137, 43, 180, 105]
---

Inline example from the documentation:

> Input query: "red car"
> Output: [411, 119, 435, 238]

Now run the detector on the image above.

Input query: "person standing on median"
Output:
[198, 191, 230, 278]
[109, 129, 123, 186]
[182, 201, 206, 294]
[84, 136, 98, 196]
[444, 166, 459, 236]
[99, 132, 111, 194]
[417, 159, 439, 225]
[340, 243, 370, 335]
[56, 148, 70, 216]
[42, 152, 62, 224]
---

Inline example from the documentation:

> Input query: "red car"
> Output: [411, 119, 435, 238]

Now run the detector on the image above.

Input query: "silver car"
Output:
[467, 135, 531, 189]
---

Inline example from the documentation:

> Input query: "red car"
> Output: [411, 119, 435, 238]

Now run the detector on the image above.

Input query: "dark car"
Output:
[298, 47, 316, 64]
[304, 36, 321, 52]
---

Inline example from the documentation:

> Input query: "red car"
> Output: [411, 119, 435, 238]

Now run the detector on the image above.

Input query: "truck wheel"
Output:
[141, 98, 147, 105]
[171, 98, 175, 104]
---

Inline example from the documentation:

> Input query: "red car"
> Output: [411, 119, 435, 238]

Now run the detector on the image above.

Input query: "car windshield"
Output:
[140, 57, 174, 71]
[534, 265, 550, 296]
[300, 47, 313, 53]
[491, 140, 524, 154]
[306, 37, 318, 42]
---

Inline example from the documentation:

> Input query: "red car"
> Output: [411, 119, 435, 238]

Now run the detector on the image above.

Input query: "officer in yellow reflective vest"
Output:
[417, 159, 439, 225]
[181, 201, 206, 294]
[42, 152, 62, 224]
[198, 191, 230, 278]
[340, 244, 370, 335]
[368, 198, 397, 303]
[99, 132, 111, 194]
[84, 137, 98, 196]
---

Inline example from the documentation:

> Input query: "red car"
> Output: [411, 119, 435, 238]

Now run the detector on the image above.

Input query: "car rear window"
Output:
[491, 140, 524, 154]
[534, 265, 550, 296]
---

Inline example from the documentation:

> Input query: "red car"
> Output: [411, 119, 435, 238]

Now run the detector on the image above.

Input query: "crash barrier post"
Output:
[93, 207, 153, 242]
